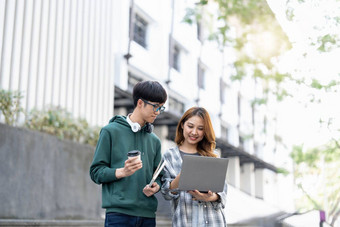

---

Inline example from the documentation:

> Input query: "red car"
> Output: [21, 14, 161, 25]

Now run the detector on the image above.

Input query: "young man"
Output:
[90, 80, 167, 227]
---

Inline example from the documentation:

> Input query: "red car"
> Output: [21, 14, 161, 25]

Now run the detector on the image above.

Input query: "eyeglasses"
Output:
[140, 98, 165, 113]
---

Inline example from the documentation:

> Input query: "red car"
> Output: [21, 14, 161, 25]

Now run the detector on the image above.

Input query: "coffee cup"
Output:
[127, 150, 141, 161]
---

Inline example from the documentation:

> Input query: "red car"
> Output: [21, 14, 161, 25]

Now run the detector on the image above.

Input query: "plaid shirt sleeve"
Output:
[161, 147, 228, 227]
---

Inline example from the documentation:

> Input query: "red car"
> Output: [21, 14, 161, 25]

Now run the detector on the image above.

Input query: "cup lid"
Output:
[127, 150, 141, 157]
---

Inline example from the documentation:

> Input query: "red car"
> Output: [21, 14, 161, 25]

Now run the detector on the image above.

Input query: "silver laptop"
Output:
[178, 155, 229, 193]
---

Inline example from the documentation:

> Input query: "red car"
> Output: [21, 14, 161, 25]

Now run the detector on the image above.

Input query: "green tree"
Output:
[183, 0, 292, 106]
[279, 1, 340, 225]
[184, 0, 340, 225]
[291, 142, 340, 226]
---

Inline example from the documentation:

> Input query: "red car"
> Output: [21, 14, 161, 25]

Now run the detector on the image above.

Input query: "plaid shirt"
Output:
[161, 146, 227, 227]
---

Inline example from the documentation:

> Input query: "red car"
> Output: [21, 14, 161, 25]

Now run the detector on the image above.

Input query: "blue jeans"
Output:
[105, 212, 156, 227]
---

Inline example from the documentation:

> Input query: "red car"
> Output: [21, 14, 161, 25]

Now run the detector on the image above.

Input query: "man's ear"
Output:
[137, 99, 144, 108]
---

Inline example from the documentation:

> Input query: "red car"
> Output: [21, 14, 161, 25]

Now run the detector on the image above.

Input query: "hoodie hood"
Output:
[108, 115, 132, 131]
[109, 115, 128, 125]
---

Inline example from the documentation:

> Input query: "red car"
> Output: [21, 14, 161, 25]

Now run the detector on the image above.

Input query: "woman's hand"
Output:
[169, 173, 181, 189]
[188, 190, 220, 202]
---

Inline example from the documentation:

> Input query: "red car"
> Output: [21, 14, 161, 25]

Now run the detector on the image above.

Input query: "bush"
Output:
[83, 125, 101, 147]
[1, 89, 100, 146]
[0, 89, 24, 126]
[25, 106, 100, 146]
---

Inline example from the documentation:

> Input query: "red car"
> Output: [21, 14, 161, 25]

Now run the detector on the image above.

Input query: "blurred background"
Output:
[0, 0, 339, 226]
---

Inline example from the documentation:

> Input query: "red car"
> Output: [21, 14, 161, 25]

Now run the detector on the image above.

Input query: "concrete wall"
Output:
[0, 123, 103, 220]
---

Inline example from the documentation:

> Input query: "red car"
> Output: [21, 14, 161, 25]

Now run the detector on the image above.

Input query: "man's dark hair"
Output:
[132, 81, 167, 107]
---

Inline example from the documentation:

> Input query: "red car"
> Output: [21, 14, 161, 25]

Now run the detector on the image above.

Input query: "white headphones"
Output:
[126, 114, 141, 132]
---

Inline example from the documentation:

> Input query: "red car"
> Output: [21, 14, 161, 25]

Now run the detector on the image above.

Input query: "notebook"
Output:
[178, 155, 229, 193]
[148, 157, 166, 186]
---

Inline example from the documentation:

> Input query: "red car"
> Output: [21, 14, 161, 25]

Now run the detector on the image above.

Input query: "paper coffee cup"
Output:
[127, 150, 141, 161]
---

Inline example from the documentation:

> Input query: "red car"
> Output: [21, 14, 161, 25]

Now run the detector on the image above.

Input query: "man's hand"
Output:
[115, 157, 142, 179]
[143, 182, 160, 197]
[188, 190, 219, 202]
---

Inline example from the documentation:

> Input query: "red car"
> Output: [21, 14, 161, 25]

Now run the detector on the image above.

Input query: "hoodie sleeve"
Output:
[89, 128, 118, 184]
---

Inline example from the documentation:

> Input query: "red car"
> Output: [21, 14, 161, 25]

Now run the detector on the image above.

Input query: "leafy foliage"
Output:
[0, 89, 100, 147]
[25, 106, 100, 146]
[0, 89, 24, 126]
[184, 2, 340, 224]
[286, 0, 340, 53]
[183, 0, 292, 106]
[316, 34, 340, 52]
[182, 1, 340, 224]
[291, 143, 340, 225]
[276, 167, 290, 176]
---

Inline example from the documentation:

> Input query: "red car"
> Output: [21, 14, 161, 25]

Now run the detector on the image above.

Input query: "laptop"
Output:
[178, 155, 229, 193]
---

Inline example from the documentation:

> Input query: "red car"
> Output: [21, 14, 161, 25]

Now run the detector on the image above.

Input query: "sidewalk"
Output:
[0, 218, 172, 227]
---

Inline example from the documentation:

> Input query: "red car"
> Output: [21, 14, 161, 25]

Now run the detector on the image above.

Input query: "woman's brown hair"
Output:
[175, 107, 216, 157]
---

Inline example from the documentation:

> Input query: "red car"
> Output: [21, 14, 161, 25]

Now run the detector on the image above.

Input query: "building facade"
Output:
[111, 1, 295, 223]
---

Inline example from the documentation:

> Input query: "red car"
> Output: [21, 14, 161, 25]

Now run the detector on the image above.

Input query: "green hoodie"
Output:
[89, 115, 162, 218]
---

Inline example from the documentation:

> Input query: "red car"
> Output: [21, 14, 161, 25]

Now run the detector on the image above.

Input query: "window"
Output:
[128, 72, 142, 92]
[197, 63, 205, 89]
[254, 143, 260, 157]
[221, 125, 229, 141]
[220, 78, 227, 104]
[197, 21, 203, 42]
[169, 96, 184, 114]
[239, 135, 244, 148]
[237, 93, 241, 116]
[170, 45, 181, 72]
[133, 14, 148, 48]
[252, 105, 255, 125]
[263, 116, 267, 134]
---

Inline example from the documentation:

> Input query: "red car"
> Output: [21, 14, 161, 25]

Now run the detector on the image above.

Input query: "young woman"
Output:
[161, 107, 227, 227]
